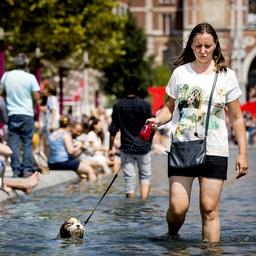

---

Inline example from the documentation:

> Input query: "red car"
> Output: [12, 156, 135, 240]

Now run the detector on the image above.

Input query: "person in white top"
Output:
[87, 117, 119, 175]
[149, 23, 248, 242]
[44, 83, 60, 133]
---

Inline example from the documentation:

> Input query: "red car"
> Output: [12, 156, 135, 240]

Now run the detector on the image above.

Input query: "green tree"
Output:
[0, 0, 125, 69]
[101, 12, 154, 99]
[152, 64, 172, 86]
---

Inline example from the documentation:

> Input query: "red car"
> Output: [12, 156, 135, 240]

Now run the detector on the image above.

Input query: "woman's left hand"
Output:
[236, 154, 249, 179]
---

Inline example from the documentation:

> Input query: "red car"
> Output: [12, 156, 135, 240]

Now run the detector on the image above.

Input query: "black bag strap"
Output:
[204, 72, 218, 137]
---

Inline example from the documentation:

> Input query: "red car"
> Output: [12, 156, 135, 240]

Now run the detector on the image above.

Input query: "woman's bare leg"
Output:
[140, 181, 150, 199]
[199, 177, 223, 242]
[101, 161, 112, 175]
[111, 159, 121, 174]
[166, 176, 194, 237]
[4, 172, 41, 194]
[1, 182, 12, 193]
[77, 161, 97, 182]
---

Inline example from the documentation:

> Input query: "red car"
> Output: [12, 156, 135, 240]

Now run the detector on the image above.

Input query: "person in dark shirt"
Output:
[109, 75, 152, 199]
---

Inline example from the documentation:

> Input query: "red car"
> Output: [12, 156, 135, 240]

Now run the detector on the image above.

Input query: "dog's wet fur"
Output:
[58, 217, 85, 239]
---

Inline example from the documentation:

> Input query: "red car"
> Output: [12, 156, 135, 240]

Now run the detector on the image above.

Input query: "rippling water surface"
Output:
[0, 148, 255, 255]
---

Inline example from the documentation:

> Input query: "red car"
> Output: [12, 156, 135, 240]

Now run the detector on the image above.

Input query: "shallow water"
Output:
[0, 148, 255, 256]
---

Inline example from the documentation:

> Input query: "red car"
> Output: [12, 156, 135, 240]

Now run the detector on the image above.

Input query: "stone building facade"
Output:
[120, 0, 183, 66]
[120, 0, 256, 102]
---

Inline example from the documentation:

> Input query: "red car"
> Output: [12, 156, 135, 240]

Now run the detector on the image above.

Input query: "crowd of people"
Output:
[0, 50, 253, 200]
[0, 52, 169, 198]
[0, 22, 252, 245]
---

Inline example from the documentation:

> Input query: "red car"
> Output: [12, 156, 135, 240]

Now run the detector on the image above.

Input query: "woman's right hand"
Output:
[146, 117, 160, 130]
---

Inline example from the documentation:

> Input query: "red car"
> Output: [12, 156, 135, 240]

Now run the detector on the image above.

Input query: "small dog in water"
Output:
[58, 217, 85, 239]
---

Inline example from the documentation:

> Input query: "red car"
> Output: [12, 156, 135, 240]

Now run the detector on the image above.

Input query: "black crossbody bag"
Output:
[168, 72, 218, 168]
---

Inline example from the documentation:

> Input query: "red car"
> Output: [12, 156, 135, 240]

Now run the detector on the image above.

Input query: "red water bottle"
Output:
[139, 121, 155, 141]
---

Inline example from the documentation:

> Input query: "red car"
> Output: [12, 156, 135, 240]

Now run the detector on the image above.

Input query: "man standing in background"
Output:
[109, 75, 152, 199]
[0, 53, 40, 177]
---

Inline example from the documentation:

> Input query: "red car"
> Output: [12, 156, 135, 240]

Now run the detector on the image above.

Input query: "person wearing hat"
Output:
[0, 53, 40, 178]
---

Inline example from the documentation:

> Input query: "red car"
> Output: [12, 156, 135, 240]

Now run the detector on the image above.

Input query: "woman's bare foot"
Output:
[1, 182, 12, 193]
[3, 172, 41, 195]
[34, 171, 42, 181]
[79, 173, 88, 179]
[22, 171, 41, 194]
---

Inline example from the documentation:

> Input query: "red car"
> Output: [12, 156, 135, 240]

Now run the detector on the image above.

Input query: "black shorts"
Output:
[168, 155, 228, 180]
[48, 158, 80, 171]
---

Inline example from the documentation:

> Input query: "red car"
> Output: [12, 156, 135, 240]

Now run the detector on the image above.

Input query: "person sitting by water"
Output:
[71, 122, 116, 177]
[0, 142, 41, 194]
[87, 117, 120, 174]
[47, 116, 97, 182]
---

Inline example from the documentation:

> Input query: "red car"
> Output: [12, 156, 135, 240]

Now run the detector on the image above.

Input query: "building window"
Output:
[163, 14, 172, 35]
[159, 0, 175, 5]
[113, 3, 128, 16]
[248, 0, 256, 29]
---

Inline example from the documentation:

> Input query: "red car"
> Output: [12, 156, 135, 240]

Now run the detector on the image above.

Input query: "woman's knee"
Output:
[200, 204, 219, 222]
[78, 161, 97, 180]
[78, 161, 92, 173]
[169, 198, 189, 218]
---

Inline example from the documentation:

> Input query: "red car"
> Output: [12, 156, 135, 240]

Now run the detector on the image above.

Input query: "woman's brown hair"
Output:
[88, 117, 104, 143]
[59, 115, 70, 128]
[174, 22, 227, 72]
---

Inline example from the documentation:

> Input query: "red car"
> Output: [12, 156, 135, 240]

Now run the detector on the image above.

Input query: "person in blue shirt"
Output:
[0, 53, 40, 178]
[48, 115, 97, 182]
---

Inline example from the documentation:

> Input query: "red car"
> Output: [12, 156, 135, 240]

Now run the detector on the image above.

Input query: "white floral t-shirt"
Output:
[165, 63, 242, 157]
